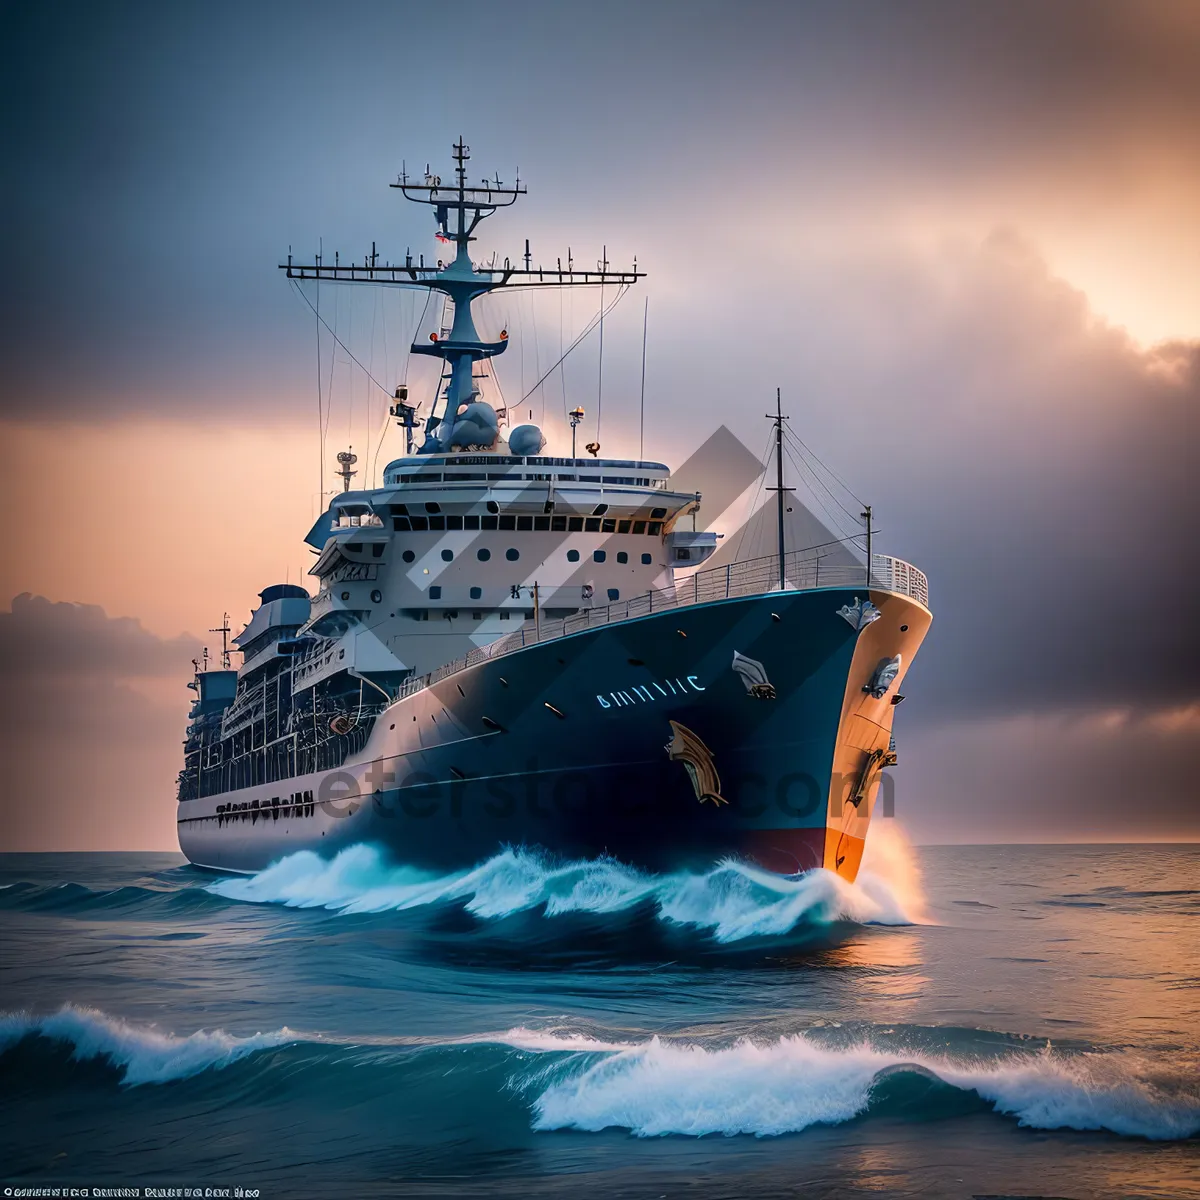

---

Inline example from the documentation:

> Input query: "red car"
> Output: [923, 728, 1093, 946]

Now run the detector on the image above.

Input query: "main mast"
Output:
[281, 138, 644, 456]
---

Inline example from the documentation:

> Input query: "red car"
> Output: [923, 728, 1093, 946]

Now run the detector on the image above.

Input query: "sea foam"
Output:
[207, 838, 919, 941]
[517, 1030, 1200, 1141]
[0, 1005, 298, 1086]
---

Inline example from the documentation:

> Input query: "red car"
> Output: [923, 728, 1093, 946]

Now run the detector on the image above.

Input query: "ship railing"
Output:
[396, 550, 928, 701]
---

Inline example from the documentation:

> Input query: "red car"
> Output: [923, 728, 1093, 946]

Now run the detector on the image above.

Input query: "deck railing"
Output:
[396, 549, 928, 700]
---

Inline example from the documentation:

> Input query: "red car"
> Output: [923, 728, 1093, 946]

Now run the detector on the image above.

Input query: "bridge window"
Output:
[584, 518, 601, 532]
[632, 521, 646, 534]
[482, 515, 498, 530]
[651, 508, 667, 519]
[568, 517, 584, 532]
[425, 502, 441, 514]
[534, 515, 551, 531]
[447, 514, 463, 530]
[551, 515, 567, 531]
[517, 515, 533, 531]
[648, 522, 662, 535]
[592, 503, 609, 516]
[499, 515, 516, 530]
[464, 514, 480, 530]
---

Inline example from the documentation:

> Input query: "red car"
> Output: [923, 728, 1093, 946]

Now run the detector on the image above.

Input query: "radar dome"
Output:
[508, 424, 546, 456]
[445, 401, 500, 450]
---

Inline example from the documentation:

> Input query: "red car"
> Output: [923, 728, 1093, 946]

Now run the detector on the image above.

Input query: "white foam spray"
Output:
[208, 842, 923, 941]
[0, 1005, 298, 1086]
[515, 1030, 1200, 1142]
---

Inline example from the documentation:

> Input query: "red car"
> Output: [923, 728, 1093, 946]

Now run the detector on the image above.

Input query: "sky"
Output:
[0, 0, 1197, 849]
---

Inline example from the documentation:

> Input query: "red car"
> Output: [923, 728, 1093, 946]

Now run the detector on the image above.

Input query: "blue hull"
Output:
[178, 585, 930, 879]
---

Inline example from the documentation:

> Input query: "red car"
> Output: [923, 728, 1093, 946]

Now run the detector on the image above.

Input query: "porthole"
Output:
[470, 587, 482, 599]
[900, 624, 909, 632]
[441, 548, 454, 562]
[340, 591, 350, 601]
[477, 547, 491, 561]
[641, 553, 652, 565]
[425, 501, 441, 514]
[567, 549, 580, 562]
[370, 589, 382, 603]
[617, 551, 628, 564]
[607, 588, 619, 601]
[593, 549, 606, 563]
[402, 550, 415, 563]
[506, 548, 519, 561]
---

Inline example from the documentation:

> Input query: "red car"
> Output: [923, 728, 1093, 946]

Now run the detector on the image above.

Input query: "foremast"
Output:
[281, 138, 644, 454]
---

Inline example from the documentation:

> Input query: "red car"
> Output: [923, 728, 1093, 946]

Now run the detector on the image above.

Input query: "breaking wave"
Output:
[523, 1030, 1200, 1141]
[207, 841, 918, 941]
[0, 1005, 298, 1086]
[2, 1006, 1196, 1141]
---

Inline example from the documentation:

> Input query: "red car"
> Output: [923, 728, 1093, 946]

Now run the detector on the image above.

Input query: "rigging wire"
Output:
[315, 281, 324, 505]
[781, 426, 863, 528]
[782, 438, 857, 532]
[782, 423, 867, 511]
[559, 288, 568, 420]
[530, 292, 543, 425]
[728, 429, 774, 564]
[781, 440, 865, 553]
[291, 279, 395, 399]
[519, 283, 630, 406]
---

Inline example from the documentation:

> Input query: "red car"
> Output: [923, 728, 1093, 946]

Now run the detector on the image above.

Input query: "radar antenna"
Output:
[281, 140, 645, 456]
[336, 447, 358, 492]
[568, 406, 586, 459]
[209, 613, 232, 670]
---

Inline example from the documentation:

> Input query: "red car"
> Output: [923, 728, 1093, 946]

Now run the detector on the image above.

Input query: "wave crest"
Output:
[0, 1005, 298, 1086]
[522, 1031, 1200, 1141]
[207, 844, 917, 941]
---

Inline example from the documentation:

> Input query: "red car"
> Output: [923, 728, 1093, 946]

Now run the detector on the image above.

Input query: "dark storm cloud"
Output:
[715, 230, 1199, 721]
[0, 594, 199, 849]
[0, 593, 202, 679]
[2, 0, 1198, 418]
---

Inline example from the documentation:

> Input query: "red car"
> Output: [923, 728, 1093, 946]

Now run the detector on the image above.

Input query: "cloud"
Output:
[2, 0, 1199, 418]
[894, 701, 1200, 843]
[0, 595, 199, 850]
[0, 593, 202, 679]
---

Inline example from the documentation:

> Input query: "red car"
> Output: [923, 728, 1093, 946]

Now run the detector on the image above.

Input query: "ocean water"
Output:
[0, 836, 1196, 1199]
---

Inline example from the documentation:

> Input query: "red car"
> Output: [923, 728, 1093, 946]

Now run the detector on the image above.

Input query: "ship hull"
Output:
[177, 586, 930, 880]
